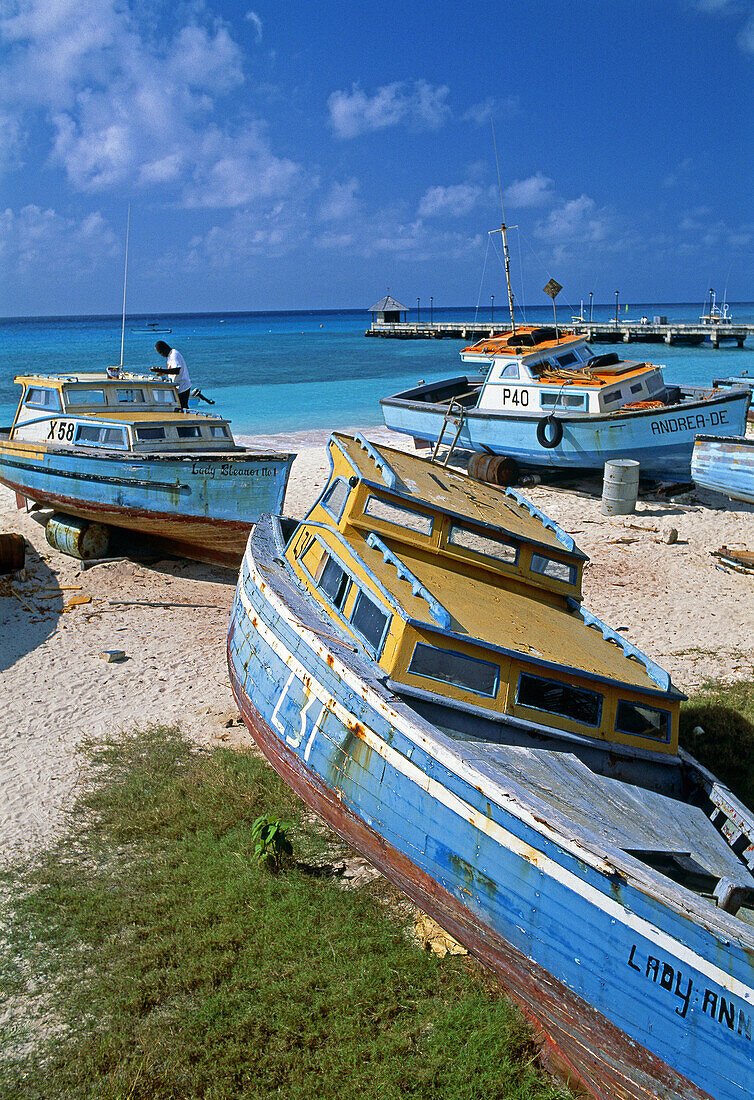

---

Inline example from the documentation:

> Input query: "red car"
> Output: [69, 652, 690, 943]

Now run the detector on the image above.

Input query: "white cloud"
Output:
[318, 178, 360, 222]
[327, 80, 450, 139]
[690, 0, 754, 53]
[534, 195, 612, 244]
[503, 173, 555, 208]
[0, 203, 118, 273]
[0, 0, 300, 208]
[461, 96, 520, 126]
[417, 183, 483, 218]
[245, 10, 263, 42]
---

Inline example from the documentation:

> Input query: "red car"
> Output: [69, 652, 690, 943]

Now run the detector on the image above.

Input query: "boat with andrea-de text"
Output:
[228, 430, 754, 1100]
[380, 219, 750, 480]
[0, 369, 294, 567]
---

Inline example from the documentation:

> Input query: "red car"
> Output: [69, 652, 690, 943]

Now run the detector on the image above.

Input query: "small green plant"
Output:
[251, 812, 293, 871]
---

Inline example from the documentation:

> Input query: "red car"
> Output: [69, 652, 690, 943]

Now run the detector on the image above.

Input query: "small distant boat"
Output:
[700, 290, 734, 327]
[131, 321, 172, 334]
[0, 371, 294, 566]
[229, 431, 754, 1100]
[692, 434, 754, 505]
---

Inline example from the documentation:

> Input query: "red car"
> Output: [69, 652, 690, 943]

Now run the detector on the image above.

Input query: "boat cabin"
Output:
[285, 433, 683, 759]
[9, 373, 237, 453]
[459, 327, 667, 415]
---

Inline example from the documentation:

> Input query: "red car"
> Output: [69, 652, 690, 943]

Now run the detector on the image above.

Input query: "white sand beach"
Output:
[1, 426, 753, 863]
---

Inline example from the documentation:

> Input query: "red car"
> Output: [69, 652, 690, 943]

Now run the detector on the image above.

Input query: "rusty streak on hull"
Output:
[227, 648, 711, 1100]
[3, 476, 250, 567]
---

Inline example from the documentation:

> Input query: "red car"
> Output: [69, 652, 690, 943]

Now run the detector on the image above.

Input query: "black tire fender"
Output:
[536, 415, 563, 448]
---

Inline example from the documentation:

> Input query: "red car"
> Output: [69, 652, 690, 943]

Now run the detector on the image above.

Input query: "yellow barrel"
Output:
[0, 532, 25, 574]
[601, 460, 640, 515]
[45, 514, 110, 560]
[467, 452, 520, 487]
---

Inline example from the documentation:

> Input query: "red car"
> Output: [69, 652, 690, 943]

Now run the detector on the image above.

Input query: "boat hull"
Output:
[381, 386, 751, 480]
[228, 523, 754, 1100]
[0, 442, 294, 567]
[692, 436, 754, 505]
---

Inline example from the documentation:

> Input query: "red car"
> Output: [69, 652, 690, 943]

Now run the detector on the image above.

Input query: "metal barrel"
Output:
[45, 514, 110, 560]
[0, 532, 25, 574]
[467, 452, 520, 486]
[601, 459, 640, 515]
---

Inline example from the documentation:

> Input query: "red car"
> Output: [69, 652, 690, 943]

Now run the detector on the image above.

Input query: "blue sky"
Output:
[1, 0, 752, 316]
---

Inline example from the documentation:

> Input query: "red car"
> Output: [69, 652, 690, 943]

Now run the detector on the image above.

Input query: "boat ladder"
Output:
[431, 399, 466, 467]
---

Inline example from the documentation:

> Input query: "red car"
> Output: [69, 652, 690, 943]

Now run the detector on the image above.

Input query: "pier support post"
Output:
[622, 330, 630, 342]
[665, 331, 673, 344]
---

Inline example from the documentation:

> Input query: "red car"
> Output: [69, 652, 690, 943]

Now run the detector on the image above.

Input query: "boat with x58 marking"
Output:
[228, 431, 754, 1100]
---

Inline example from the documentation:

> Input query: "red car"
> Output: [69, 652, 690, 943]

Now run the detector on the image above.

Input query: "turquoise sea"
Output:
[1, 304, 752, 437]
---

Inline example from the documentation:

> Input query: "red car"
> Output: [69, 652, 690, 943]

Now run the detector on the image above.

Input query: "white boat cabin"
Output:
[459, 327, 667, 416]
[10, 373, 237, 453]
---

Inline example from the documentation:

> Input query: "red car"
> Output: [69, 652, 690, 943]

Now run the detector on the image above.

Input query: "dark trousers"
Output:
[179, 389, 190, 409]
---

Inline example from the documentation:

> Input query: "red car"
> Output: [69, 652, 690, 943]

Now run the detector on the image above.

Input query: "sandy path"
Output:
[1, 426, 753, 862]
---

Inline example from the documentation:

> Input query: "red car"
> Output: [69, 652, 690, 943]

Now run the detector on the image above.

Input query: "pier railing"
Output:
[366, 320, 752, 348]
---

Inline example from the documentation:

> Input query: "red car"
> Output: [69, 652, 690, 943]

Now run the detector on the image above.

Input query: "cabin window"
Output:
[321, 479, 350, 521]
[530, 553, 576, 585]
[116, 388, 146, 403]
[364, 495, 433, 536]
[540, 392, 586, 410]
[529, 359, 551, 373]
[517, 673, 602, 726]
[177, 425, 202, 439]
[101, 427, 126, 446]
[24, 387, 61, 410]
[210, 424, 230, 438]
[647, 374, 664, 394]
[615, 701, 670, 743]
[556, 352, 578, 367]
[74, 425, 126, 448]
[151, 388, 176, 403]
[350, 590, 389, 652]
[630, 382, 644, 395]
[498, 363, 519, 379]
[66, 388, 105, 405]
[447, 524, 517, 563]
[135, 426, 166, 441]
[408, 643, 499, 698]
[602, 390, 623, 405]
[317, 554, 351, 611]
[75, 425, 102, 443]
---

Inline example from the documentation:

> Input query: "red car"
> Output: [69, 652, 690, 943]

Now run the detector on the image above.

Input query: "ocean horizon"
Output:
[2, 303, 752, 437]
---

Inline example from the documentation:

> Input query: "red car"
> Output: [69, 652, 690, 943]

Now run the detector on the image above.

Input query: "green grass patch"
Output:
[680, 679, 754, 809]
[0, 727, 570, 1100]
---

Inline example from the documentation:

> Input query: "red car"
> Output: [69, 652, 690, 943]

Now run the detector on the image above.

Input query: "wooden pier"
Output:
[366, 319, 752, 347]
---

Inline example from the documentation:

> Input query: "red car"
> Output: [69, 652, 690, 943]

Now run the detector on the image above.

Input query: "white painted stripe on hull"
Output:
[237, 548, 754, 1003]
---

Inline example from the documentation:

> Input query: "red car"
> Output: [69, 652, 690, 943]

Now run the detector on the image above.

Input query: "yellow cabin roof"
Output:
[333, 433, 583, 558]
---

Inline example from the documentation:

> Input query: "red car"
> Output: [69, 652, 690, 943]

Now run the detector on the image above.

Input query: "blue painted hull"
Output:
[381, 387, 751, 480]
[692, 436, 754, 505]
[0, 442, 294, 565]
[228, 522, 754, 1100]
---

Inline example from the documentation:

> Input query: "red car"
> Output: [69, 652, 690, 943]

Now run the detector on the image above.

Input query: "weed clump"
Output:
[680, 679, 754, 809]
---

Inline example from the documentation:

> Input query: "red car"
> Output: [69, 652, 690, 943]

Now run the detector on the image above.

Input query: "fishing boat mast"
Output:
[491, 124, 516, 332]
[118, 204, 130, 370]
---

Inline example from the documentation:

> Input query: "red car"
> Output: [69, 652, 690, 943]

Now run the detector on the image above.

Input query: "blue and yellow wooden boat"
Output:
[380, 326, 751, 480]
[692, 435, 754, 505]
[0, 372, 294, 566]
[228, 432, 754, 1100]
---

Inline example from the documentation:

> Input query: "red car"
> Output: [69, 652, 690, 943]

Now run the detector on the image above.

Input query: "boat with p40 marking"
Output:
[229, 431, 754, 1100]
[0, 371, 294, 566]
[381, 324, 750, 480]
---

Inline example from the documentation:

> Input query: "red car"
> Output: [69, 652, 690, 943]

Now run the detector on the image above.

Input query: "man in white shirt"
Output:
[152, 341, 191, 409]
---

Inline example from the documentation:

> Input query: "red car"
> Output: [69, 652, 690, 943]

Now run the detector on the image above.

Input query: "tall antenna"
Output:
[490, 121, 516, 333]
[118, 204, 130, 370]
